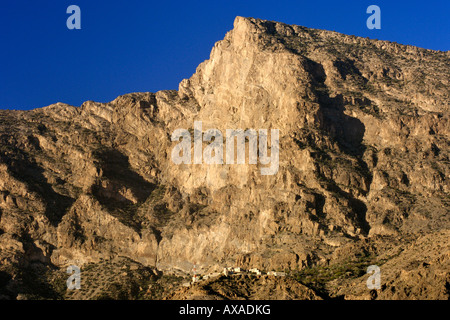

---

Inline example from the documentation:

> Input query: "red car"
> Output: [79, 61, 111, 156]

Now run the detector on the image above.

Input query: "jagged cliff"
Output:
[0, 17, 449, 300]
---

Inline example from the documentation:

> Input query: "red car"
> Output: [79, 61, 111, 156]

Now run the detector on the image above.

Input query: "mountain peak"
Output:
[0, 17, 448, 300]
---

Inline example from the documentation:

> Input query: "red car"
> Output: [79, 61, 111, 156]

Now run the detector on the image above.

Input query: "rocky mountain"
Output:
[0, 16, 448, 300]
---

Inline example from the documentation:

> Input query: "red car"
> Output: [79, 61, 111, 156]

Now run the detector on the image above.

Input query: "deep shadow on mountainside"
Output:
[0, 17, 449, 300]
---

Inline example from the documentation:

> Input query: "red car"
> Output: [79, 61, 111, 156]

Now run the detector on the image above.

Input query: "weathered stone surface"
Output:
[0, 17, 448, 299]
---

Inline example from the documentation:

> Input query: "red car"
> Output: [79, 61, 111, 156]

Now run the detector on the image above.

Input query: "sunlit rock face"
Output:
[0, 16, 448, 300]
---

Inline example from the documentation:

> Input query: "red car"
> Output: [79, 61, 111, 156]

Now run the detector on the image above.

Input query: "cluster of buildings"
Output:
[190, 267, 286, 284]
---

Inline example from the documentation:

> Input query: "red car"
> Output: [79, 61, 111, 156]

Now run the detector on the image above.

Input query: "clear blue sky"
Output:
[0, 0, 448, 110]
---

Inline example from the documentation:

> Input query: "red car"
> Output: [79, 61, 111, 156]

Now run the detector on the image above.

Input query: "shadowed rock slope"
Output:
[0, 17, 448, 300]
